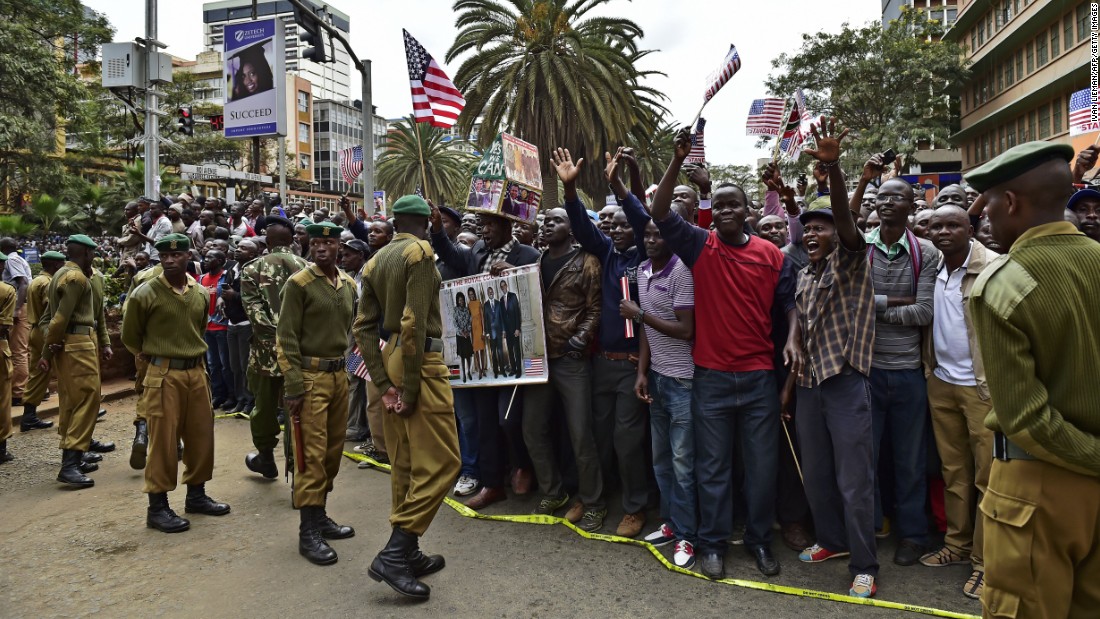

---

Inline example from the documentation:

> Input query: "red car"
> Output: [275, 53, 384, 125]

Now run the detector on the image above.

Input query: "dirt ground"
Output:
[0, 395, 981, 619]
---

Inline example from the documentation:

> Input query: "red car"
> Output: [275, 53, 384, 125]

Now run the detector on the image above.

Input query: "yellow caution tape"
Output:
[344, 451, 979, 619]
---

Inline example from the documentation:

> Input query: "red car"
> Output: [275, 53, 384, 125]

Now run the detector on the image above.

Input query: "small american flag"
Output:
[1070, 87, 1099, 136]
[404, 29, 465, 128]
[793, 88, 811, 124]
[779, 132, 804, 161]
[704, 45, 741, 103]
[339, 145, 363, 186]
[746, 98, 787, 136]
[523, 358, 545, 376]
[686, 118, 706, 164]
[346, 345, 371, 381]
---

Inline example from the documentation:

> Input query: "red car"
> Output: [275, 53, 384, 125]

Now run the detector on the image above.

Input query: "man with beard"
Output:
[965, 141, 1100, 618]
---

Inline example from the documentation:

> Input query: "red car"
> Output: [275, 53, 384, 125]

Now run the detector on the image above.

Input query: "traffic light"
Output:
[294, 5, 331, 63]
[177, 106, 194, 136]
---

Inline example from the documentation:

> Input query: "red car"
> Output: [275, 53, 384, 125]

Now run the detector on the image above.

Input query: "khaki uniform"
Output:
[0, 282, 15, 443]
[356, 233, 460, 537]
[275, 264, 356, 508]
[23, 273, 51, 407]
[124, 265, 163, 424]
[43, 263, 101, 452]
[121, 274, 215, 494]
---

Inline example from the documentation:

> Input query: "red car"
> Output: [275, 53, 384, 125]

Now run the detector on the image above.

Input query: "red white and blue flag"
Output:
[403, 29, 465, 128]
[1070, 87, 1100, 136]
[523, 358, 544, 377]
[345, 345, 370, 381]
[339, 145, 363, 186]
[686, 117, 706, 164]
[746, 98, 786, 136]
[704, 45, 741, 103]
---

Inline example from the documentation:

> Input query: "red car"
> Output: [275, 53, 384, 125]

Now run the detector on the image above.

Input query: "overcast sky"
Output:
[84, 0, 880, 167]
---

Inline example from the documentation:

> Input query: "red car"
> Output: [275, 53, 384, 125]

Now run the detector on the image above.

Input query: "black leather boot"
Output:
[317, 507, 355, 540]
[368, 527, 430, 599]
[0, 440, 12, 464]
[57, 450, 94, 488]
[82, 452, 103, 463]
[20, 404, 53, 431]
[299, 506, 338, 565]
[409, 537, 446, 577]
[147, 492, 190, 533]
[79, 460, 99, 474]
[89, 439, 115, 453]
[244, 448, 279, 479]
[184, 484, 231, 516]
[130, 420, 148, 470]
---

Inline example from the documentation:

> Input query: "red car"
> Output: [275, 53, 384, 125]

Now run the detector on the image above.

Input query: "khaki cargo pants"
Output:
[0, 340, 11, 443]
[291, 369, 349, 508]
[23, 326, 52, 407]
[55, 333, 101, 452]
[141, 364, 215, 494]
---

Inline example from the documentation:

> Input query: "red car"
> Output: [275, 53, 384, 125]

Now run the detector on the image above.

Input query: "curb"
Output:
[13, 386, 137, 425]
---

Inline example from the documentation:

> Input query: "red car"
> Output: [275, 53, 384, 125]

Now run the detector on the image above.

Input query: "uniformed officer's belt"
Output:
[302, 356, 345, 372]
[66, 325, 94, 335]
[393, 337, 444, 353]
[149, 356, 203, 370]
[993, 431, 1035, 462]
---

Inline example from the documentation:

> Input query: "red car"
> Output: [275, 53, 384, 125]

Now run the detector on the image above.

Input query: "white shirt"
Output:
[932, 242, 975, 386]
[3, 251, 32, 286]
[146, 215, 173, 261]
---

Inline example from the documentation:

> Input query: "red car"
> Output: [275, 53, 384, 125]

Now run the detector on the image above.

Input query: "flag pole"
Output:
[771, 98, 793, 163]
[412, 119, 431, 200]
[689, 100, 708, 130]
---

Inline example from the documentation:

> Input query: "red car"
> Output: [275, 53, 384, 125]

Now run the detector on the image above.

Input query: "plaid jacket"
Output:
[795, 242, 876, 387]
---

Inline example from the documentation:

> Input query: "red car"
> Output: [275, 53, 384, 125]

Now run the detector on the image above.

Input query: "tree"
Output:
[28, 194, 87, 236]
[0, 215, 36, 237]
[766, 9, 968, 174]
[375, 117, 478, 207]
[708, 163, 762, 201]
[447, 0, 668, 205]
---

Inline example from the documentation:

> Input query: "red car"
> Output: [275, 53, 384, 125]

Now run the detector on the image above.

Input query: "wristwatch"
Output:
[632, 309, 645, 324]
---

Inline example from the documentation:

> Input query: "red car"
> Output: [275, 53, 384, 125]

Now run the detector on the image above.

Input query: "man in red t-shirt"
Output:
[650, 128, 801, 581]
[200, 250, 234, 410]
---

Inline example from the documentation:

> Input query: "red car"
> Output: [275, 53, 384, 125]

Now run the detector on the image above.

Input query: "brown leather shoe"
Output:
[564, 501, 585, 523]
[510, 467, 533, 495]
[616, 511, 646, 538]
[465, 486, 506, 510]
[781, 522, 813, 552]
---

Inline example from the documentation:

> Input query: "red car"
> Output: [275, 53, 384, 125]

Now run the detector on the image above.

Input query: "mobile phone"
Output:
[882, 149, 897, 166]
[798, 173, 807, 184]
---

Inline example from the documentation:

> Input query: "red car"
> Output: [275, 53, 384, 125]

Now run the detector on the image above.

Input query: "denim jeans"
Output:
[454, 388, 479, 478]
[649, 370, 696, 543]
[204, 329, 233, 402]
[693, 367, 778, 555]
[870, 367, 929, 544]
[226, 324, 253, 404]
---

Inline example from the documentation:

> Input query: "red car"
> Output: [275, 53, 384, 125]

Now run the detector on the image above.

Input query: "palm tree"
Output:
[0, 215, 36, 237]
[375, 116, 478, 207]
[29, 194, 87, 236]
[447, 0, 668, 206]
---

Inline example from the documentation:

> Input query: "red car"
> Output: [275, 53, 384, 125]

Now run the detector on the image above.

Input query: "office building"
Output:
[313, 98, 386, 195]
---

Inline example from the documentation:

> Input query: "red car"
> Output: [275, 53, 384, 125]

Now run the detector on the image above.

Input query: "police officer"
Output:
[965, 142, 1100, 618]
[356, 195, 461, 600]
[241, 215, 308, 478]
[38, 235, 105, 488]
[19, 251, 64, 432]
[276, 221, 357, 565]
[121, 233, 230, 533]
[0, 254, 15, 464]
[123, 259, 162, 468]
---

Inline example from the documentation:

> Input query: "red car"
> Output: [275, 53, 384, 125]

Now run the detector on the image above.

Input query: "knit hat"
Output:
[41, 251, 66, 261]
[392, 195, 430, 216]
[965, 141, 1075, 193]
[66, 234, 97, 248]
[154, 233, 191, 252]
[306, 221, 343, 238]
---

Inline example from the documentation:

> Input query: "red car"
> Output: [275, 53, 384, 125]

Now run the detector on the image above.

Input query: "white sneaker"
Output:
[353, 440, 373, 453]
[673, 539, 695, 569]
[453, 475, 478, 496]
[643, 523, 676, 547]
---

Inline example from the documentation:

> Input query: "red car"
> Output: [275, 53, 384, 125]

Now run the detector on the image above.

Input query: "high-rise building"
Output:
[883, 0, 958, 28]
[201, 0, 351, 101]
[313, 99, 386, 195]
[945, 0, 1090, 171]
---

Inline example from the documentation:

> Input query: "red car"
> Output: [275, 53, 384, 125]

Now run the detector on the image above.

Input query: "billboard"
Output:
[223, 19, 285, 138]
[465, 133, 541, 225]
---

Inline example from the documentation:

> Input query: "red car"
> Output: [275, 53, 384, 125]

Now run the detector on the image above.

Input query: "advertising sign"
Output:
[439, 264, 548, 388]
[465, 133, 541, 224]
[223, 19, 285, 138]
[373, 190, 386, 216]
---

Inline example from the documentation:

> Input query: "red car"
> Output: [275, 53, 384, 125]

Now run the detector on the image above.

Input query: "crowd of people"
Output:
[1, 119, 1097, 614]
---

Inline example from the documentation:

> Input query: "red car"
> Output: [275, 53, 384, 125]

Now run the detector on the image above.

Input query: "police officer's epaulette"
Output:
[401, 239, 435, 264]
[969, 254, 1036, 319]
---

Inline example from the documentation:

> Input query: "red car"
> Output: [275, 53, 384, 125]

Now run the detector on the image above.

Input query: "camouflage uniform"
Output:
[241, 246, 309, 451]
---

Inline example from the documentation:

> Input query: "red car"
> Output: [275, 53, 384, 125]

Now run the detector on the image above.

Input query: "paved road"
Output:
[0, 395, 980, 618]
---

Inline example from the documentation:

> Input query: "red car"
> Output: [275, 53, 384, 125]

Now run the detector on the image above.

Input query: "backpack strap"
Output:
[866, 230, 923, 296]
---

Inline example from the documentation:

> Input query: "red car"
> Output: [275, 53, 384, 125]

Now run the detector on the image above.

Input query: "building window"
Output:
[997, 66, 1004, 93]
[1051, 26, 1060, 59]
[999, 126, 1006, 154]
[947, 7, 957, 24]
[1028, 110, 1037, 140]
[1006, 121, 1017, 148]
[1026, 42, 1034, 73]
[1080, 3, 1090, 43]
[298, 154, 310, 170]
[297, 90, 309, 113]
[1036, 34, 1048, 67]
[1005, 59, 1014, 86]
[978, 21, 986, 46]
[971, 29, 977, 53]
[299, 122, 310, 143]
[1038, 104, 1051, 138]
[1016, 50, 1023, 80]
[1017, 116, 1026, 142]
[1053, 96, 1063, 133]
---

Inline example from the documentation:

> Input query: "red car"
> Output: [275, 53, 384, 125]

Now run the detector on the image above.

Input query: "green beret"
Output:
[306, 221, 343, 238]
[392, 194, 430, 216]
[154, 233, 191, 252]
[66, 234, 97, 248]
[41, 251, 66, 260]
[965, 141, 1075, 193]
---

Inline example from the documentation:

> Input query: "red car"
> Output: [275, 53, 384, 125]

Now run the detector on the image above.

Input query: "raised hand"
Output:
[620, 147, 639, 172]
[428, 198, 442, 233]
[861, 154, 886, 184]
[1074, 145, 1100, 183]
[604, 147, 624, 184]
[687, 164, 711, 193]
[673, 126, 693, 161]
[803, 115, 849, 164]
[551, 147, 584, 186]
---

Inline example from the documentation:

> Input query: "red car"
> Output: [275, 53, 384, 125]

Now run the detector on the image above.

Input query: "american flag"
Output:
[523, 358, 545, 376]
[403, 29, 465, 128]
[339, 145, 363, 186]
[1070, 87, 1099, 136]
[345, 345, 371, 381]
[779, 132, 804, 161]
[793, 88, 811, 124]
[686, 117, 706, 164]
[746, 98, 787, 136]
[704, 45, 741, 103]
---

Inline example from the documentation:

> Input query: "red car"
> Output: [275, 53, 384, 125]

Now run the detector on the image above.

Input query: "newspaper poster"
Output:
[439, 264, 548, 387]
[465, 133, 540, 225]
